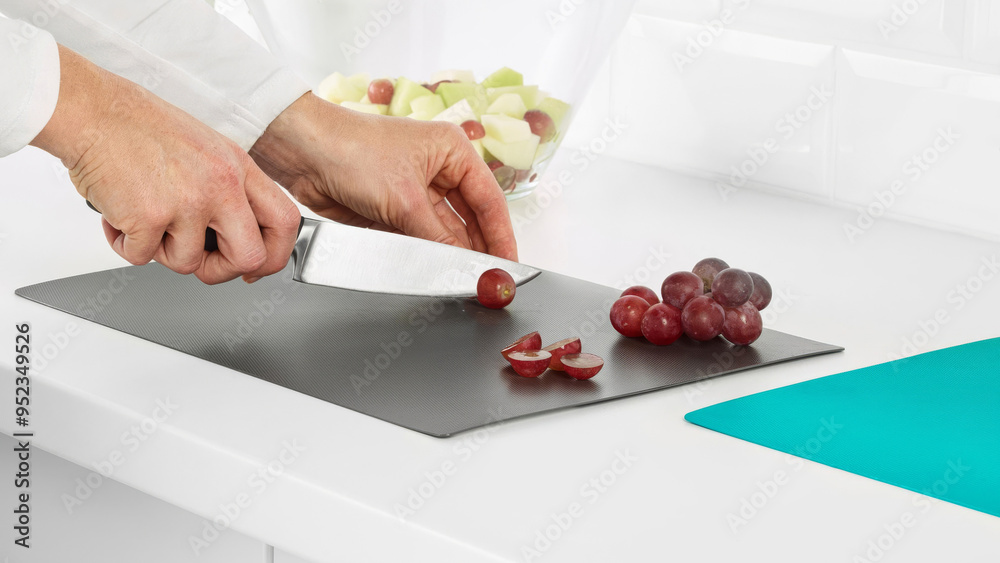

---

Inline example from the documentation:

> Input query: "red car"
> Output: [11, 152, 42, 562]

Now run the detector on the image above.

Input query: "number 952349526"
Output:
[14, 324, 30, 427]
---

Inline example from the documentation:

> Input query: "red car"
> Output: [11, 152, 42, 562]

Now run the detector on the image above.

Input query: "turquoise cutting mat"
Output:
[685, 338, 1000, 517]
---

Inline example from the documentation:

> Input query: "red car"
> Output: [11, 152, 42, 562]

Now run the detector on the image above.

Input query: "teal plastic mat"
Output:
[685, 338, 1000, 517]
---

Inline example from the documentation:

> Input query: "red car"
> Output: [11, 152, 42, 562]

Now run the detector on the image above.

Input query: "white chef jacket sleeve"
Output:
[0, 16, 60, 158]
[0, 1, 310, 151]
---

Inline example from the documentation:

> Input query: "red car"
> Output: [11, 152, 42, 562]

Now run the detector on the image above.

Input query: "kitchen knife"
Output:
[86, 201, 539, 296]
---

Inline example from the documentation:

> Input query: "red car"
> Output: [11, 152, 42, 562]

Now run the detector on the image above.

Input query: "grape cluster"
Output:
[611, 258, 772, 346]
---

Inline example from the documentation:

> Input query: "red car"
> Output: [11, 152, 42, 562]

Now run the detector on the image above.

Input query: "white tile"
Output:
[834, 49, 1000, 239]
[632, 0, 721, 22]
[968, 0, 1000, 65]
[607, 15, 835, 199]
[719, 0, 967, 61]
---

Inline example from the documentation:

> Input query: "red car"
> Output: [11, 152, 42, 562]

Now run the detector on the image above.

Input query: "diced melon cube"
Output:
[486, 93, 527, 119]
[470, 139, 485, 159]
[347, 73, 371, 91]
[537, 97, 572, 128]
[341, 101, 388, 115]
[482, 134, 541, 170]
[437, 82, 489, 115]
[481, 114, 531, 143]
[408, 112, 439, 121]
[431, 69, 476, 83]
[432, 99, 478, 125]
[410, 95, 445, 116]
[487, 85, 543, 109]
[316, 72, 365, 104]
[388, 77, 434, 117]
[359, 94, 371, 104]
[481, 67, 523, 89]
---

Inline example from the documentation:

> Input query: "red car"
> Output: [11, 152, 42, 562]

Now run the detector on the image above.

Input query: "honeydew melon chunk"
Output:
[470, 139, 485, 159]
[347, 72, 371, 92]
[341, 101, 388, 115]
[481, 114, 531, 143]
[481, 66, 523, 89]
[482, 134, 541, 170]
[486, 93, 527, 119]
[431, 99, 478, 125]
[388, 77, 435, 117]
[316, 72, 365, 104]
[431, 69, 476, 83]
[486, 85, 542, 109]
[408, 111, 438, 121]
[410, 94, 445, 116]
[437, 82, 489, 115]
[359, 94, 371, 104]
[537, 97, 572, 128]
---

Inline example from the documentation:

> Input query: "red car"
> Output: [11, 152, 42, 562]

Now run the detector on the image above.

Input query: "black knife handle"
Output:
[85, 200, 219, 252]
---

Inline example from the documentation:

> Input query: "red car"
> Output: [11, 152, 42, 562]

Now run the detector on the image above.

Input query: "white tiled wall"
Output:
[573, 1, 1000, 240]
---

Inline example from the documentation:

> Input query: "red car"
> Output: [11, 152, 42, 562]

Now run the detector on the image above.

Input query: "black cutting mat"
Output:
[16, 263, 842, 437]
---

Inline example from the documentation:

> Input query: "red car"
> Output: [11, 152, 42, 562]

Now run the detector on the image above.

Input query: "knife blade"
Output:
[86, 201, 539, 296]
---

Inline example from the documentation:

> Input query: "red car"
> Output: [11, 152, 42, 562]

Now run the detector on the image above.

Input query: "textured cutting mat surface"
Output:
[17, 263, 841, 437]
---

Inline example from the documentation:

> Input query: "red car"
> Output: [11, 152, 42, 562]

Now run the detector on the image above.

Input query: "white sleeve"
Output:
[0, 16, 60, 158]
[0, 1, 310, 151]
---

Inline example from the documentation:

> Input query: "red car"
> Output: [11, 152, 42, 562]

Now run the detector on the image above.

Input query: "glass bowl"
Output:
[244, 0, 635, 199]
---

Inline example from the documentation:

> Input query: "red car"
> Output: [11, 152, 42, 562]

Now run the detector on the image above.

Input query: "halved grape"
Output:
[493, 165, 516, 193]
[711, 268, 754, 308]
[487, 160, 504, 172]
[681, 296, 725, 341]
[523, 110, 556, 142]
[748, 272, 772, 310]
[693, 257, 730, 293]
[661, 271, 703, 309]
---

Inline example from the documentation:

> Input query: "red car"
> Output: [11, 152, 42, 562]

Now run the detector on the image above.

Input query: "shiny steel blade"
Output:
[290, 218, 540, 297]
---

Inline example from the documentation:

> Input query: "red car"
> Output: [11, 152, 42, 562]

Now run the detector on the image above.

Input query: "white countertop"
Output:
[2, 146, 998, 562]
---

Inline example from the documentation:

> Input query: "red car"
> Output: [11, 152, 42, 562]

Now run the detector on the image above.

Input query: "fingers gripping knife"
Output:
[85, 201, 539, 295]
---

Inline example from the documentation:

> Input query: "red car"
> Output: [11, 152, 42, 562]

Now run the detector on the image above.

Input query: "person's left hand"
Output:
[249, 93, 518, 262]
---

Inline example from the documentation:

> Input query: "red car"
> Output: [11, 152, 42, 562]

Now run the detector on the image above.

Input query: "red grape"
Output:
[693, 257, 730, 293]
[661, 271, 703, 309]
[561, 353, 604, 379]
[641, 303, 683, 345]
[748, 272, 772, 310]
[501, 331, 542, 360]
[515, 169, 532, 183]
[507, 350, 551, 377]
[477, 268, 515, 309]
[523, 110, 556, 142]
[610, 295, 650, 338]
[487, 160, 504, 171]
[461, 120, 485, 141]
[367, 79, 394, 105]
[681, 296, 725, 341]
[722, 302, 763, 346]
[711, 268, 754, 308]
[621, 286, 660, 306]
[542, 337, 582, 371]
[493, 165, 516, 193]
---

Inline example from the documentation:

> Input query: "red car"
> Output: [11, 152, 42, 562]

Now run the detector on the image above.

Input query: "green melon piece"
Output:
[481, 114, 531, 143]
[410, 95, 445, 116]
[482, 134, 541, 170]
[487, 85, 542, 109]
[537, 97, 571, 128]
[485, 93, 527, 119]
[388, 77, 434, 117]
[481, 67, 523, 89]
[437, 82, 489, 115]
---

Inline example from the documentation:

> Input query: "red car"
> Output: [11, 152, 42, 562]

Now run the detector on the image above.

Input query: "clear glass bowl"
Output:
[244, 0, 635, 199]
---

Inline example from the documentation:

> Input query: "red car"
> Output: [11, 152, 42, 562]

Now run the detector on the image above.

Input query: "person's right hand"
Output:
[30, 46, 301, 285]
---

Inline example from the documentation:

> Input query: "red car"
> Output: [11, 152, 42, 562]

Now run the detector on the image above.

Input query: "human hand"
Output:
[31, 46, 301, 284]
[249, 93, 518, 262]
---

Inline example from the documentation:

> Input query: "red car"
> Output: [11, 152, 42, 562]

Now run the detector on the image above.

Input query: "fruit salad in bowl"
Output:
[315, 67, 570, 200]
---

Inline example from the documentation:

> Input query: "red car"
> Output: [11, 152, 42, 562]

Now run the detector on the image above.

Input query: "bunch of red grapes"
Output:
[610, 258, 772, 346]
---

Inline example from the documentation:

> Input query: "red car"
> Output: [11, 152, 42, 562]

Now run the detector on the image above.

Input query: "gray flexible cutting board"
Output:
[16, 263, 841, 437]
